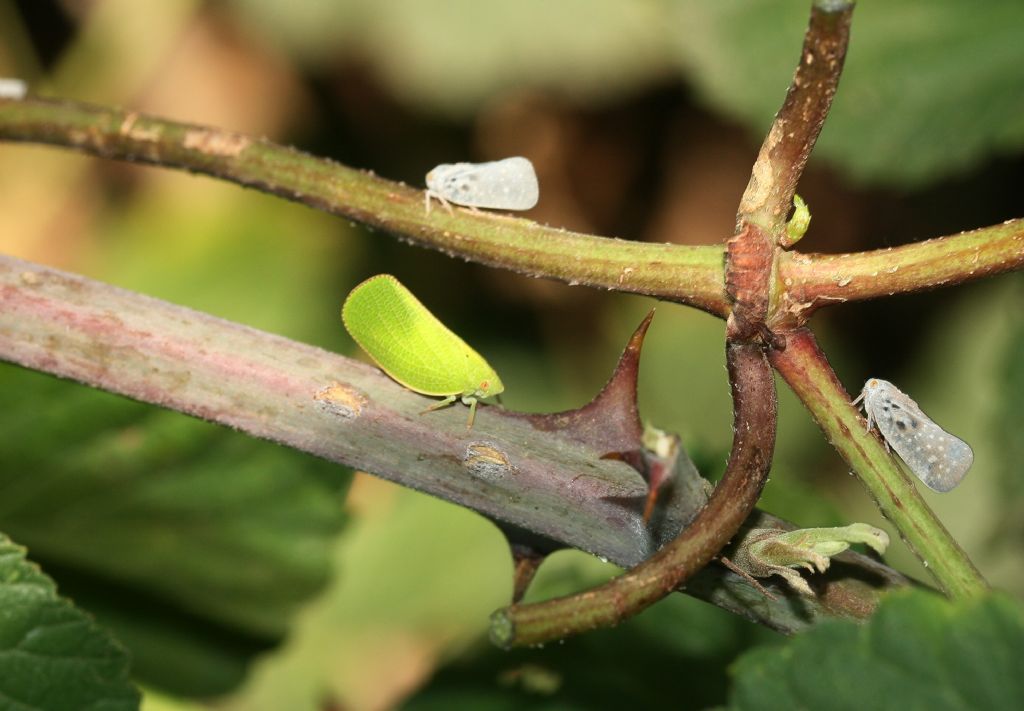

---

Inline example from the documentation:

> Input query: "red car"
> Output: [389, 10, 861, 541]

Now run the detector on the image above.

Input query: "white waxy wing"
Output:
[425, 156, 538, 210]
[859, 378, 973, 492]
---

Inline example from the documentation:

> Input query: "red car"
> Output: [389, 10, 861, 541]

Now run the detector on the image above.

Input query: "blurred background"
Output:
[1, 0, 1022, 709]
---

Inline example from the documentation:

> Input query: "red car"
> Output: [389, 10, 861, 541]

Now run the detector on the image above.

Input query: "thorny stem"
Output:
[0, 97, 727, 317]
[491, 0, 849, 628]
[0, 254, 902, 634]
[729, 0, 987, 601]
[491, 341, 776, 648]
[720, 3, 980, 602]
[770, 329, 988, 598]
[0, 0, 1017, 637]
[487, 1, 854, 645]
[732, 0, 988, 601]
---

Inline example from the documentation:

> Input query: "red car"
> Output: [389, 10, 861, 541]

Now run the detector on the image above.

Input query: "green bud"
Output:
[781, 193, 811, 248]
[731, 523, 889, 596]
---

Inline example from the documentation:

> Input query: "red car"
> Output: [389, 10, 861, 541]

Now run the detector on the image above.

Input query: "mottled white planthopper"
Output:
[853, 378, 974, 492]
[424, 156, 538, 213]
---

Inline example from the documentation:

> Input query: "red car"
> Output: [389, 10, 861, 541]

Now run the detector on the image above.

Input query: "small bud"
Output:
[640, 424, 681, 523]
[731, 523, 889, 596]
[780, 194, 811, 248]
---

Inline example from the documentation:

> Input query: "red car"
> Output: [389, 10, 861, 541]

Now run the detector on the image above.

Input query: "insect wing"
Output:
[426, 157, 538, 210]
[863, 379, 973, 492]
[342, 275, 503, 399]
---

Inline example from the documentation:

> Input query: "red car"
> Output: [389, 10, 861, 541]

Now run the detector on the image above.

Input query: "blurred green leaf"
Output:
[989, 279, 1024, 568]
[92, 187, 354, 345]
[231, 0, 668, 115]
[222, 484, 514, 711]
[0, 532, 140, 711]
[0, 364, 349, 696]
[996, 281, 1024, 500]
[669, 0, 1024, 186]
[730, 590, 1024, 711]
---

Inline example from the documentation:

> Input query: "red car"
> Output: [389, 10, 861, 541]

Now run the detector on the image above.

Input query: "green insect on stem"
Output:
[341, 274, 504, 430]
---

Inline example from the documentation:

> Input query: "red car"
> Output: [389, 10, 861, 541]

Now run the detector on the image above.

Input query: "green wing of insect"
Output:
[341, 274, 504, 402]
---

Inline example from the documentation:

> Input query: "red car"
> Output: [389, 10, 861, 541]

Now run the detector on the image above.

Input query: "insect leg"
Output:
[464, 397, 479, 430]
[851, 390, 874, 432]
[421, 394, 459, 415]
[424, 190, 454, 216]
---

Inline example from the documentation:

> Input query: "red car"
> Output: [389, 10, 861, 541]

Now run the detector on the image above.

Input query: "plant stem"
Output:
[490, 341, 776, 648]
[738, 1, 854, 234]
[778, 219, 1024, 322]
[0, 97, 728, 316]
[770, 328, 987, 599]
[0, 254, 905, 634]
[3, 98, 1020, 318]
[489, 0, 865, 649]
[0, 0, 1008, 637]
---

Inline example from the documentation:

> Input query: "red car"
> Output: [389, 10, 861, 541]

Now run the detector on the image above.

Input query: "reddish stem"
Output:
[490, 341, 776, 648]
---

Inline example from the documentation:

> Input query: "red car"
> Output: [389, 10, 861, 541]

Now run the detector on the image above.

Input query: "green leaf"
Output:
[730, 590, 1024, 711]
[0, 532, 140, 711]
[996, 282, 1024, 502]
[669, 0, 1024, 186]
[0, 364, 350, 696]
[229, 0, 669, 115]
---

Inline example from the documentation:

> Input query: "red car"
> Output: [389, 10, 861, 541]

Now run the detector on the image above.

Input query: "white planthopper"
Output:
[424, 156, 538, 213]
[853, 378, 974, 492]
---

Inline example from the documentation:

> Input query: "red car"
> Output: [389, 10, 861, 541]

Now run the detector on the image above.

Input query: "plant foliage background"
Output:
[1, 1, 1022, 709]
